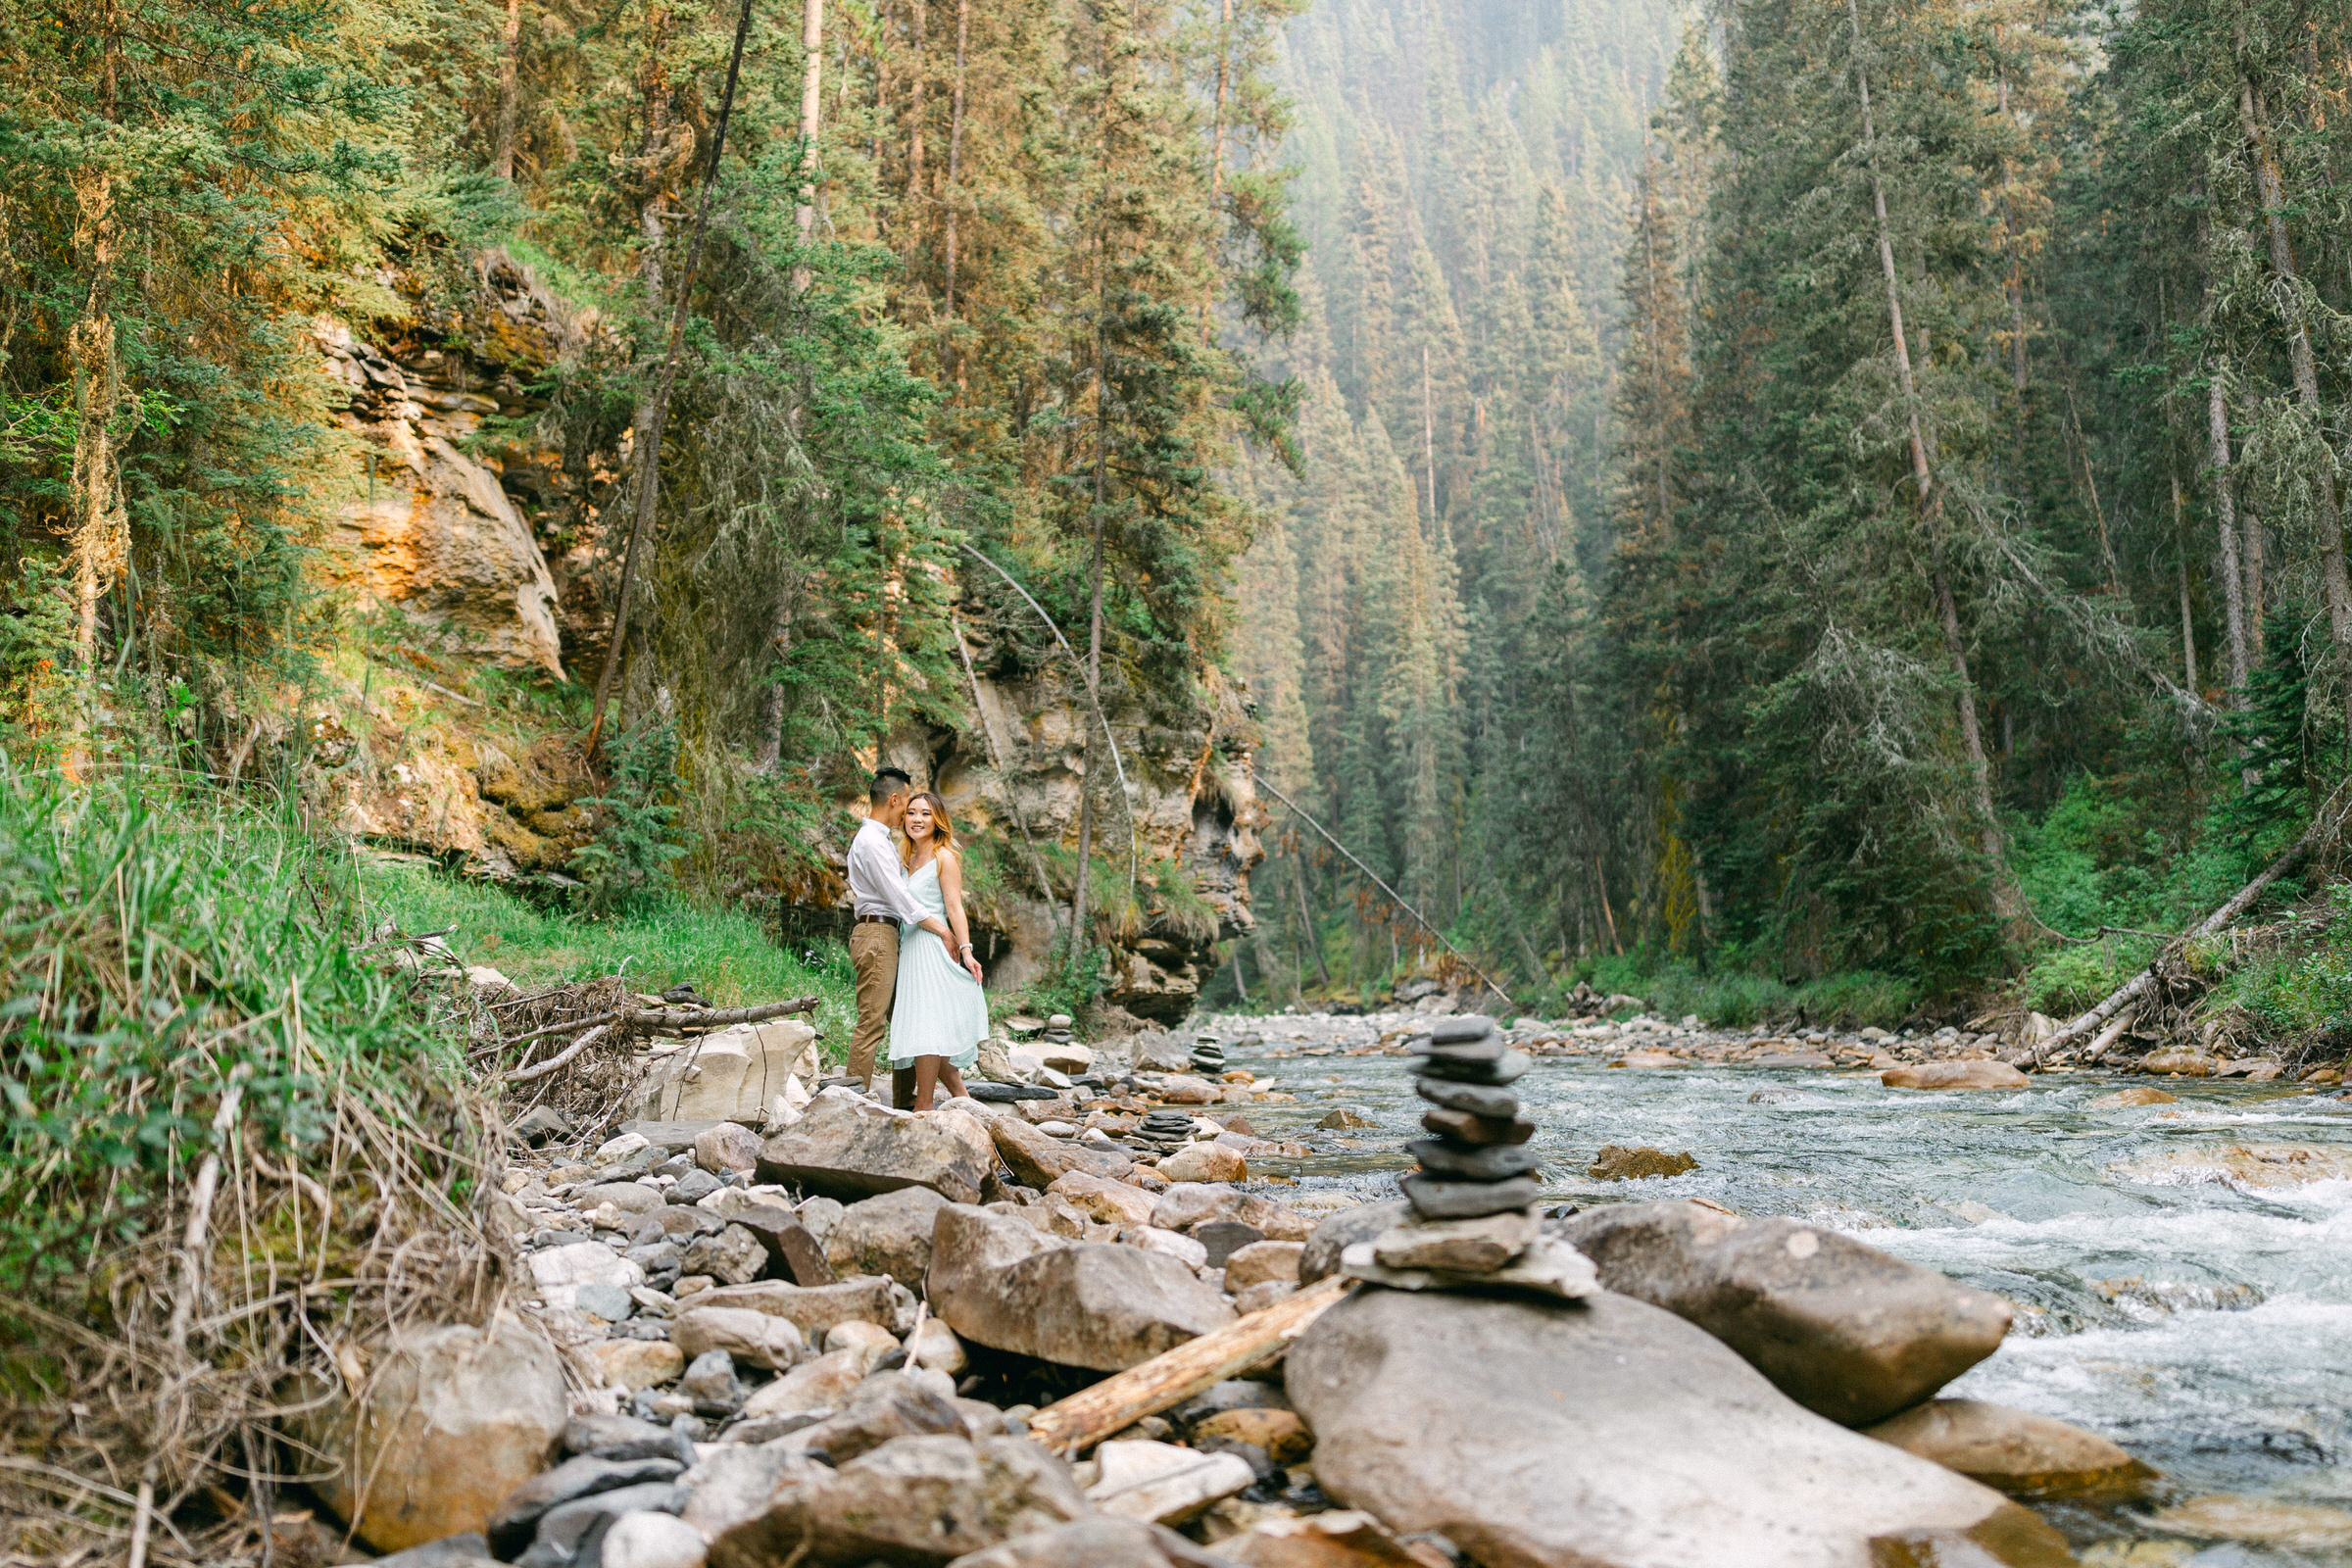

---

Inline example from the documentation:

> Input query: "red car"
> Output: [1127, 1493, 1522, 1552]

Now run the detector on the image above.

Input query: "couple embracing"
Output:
[844, 766, 990, 1111]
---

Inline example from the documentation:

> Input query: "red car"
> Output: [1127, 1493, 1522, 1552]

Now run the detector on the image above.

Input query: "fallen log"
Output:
[1025, 1274, 1350, 1455]
[2036, 804, 2343, 1063]
[502, 994, 820, 1049]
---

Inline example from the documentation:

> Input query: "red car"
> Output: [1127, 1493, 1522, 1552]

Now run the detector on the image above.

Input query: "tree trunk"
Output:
[791, 0, 822, 288]
[493, 0, 525, 179]
[1199, 0, 1232, 344]
[1421, 344, 1437, 524]
[67, 10, 124, 781]
[1292, 851, 1331, 987]
[2173, 470, 2197, 693]
[2206, 377, 2249, 707]
[939, 0, 968, 373]
[1846, 0, 2006, 896]
[2240, 75, 2352, 736]
[906, 0, 927, 219]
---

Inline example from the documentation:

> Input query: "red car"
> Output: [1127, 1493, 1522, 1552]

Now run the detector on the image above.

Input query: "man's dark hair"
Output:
[869, 766, 913, 806]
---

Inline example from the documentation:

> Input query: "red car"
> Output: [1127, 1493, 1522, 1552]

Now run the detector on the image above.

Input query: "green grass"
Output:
[357, 861, 861, 1059]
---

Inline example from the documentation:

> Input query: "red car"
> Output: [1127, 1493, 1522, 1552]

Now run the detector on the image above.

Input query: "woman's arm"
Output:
[936, 851, 984, 982]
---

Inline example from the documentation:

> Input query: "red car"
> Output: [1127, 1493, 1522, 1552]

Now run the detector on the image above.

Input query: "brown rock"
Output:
[1608, 1051, 1681, 1069]
[2138, 1052, 2223, 1077]
[670, 1304, 807, 1371]
[587, 1338, 685, 1392]
[691, 1275, 897, 1342]
[1193, 1407, 1312, 1465]
[1589, 1145, 1698, 1180]
[1882, 1061, 2032, 1091]
[1049, 1170, 1159, 1230]
[1157, 1141, 1249, 1184]
[992, 1115, 1137, 1189]
[2087, 1086, 2178, 1108]
[945, 1516, 1233, 1568]
[1864, 1398, 2156, 1497]
[1222, 1241, 1305, 1291]
[823, 1185, 950, 1287]
[757, 1091, 995, 1204]
[1316, 1108, 1374, 1130]
[695, 1121, 764, 1174]
[2111, 1143, 2352, 1189]
[793, 1370, 969, 1465]
[1219, 1509, 1432, 1568]
[742, 1348, 868, 1419]
[1156, 1075, 1222, 1104]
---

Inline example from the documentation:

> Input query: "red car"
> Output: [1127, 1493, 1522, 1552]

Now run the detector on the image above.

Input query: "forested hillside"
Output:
[1228, 0, 2352, 1029]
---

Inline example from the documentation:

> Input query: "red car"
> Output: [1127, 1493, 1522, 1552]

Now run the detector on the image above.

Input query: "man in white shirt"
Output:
[847, 767, 955, 1095]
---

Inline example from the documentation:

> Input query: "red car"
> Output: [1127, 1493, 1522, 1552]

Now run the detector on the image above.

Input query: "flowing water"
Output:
[1202, 1012, 2352, 1565]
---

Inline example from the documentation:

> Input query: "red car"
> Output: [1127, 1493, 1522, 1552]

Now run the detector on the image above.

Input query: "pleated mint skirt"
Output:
[886, 923, 988, 1067]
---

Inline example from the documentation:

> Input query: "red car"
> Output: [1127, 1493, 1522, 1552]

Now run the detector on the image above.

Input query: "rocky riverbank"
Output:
[273, 1008, 2232, 1568]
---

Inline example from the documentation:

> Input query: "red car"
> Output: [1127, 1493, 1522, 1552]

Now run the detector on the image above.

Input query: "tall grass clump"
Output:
[0, 766, 502, 1562]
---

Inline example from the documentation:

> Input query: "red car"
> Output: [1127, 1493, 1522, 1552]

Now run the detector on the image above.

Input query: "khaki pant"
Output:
[849, 921, 900, 1086]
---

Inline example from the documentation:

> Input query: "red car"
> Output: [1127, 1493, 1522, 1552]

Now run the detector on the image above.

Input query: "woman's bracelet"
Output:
[958, 943, 975, 956]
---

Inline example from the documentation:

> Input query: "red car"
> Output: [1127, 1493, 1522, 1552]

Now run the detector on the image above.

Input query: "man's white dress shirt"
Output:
[848, 815, 929, 923]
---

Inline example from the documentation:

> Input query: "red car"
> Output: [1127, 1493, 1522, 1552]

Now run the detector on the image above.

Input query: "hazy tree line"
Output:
[1227, 0, 2352, 1009]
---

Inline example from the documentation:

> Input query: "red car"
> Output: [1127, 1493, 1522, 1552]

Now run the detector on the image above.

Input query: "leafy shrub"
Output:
[569, 720, 687, 915]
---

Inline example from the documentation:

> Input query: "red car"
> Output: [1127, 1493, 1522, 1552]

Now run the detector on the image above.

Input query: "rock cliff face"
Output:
[316, 252, 1256, 1013]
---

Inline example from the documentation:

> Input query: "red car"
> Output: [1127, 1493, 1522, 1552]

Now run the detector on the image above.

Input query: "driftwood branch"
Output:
[1025, 1275, 1350, 1455]
[503, 1023, 612, 1085]
[502, 994, 820, 1049]
[2036, 805, 2343, 1062]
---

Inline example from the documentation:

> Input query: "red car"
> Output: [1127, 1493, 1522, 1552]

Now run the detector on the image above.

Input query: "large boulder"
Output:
[1558, 1201, 2010, 1425]
[991, 1116, 1135, 1188]
[826, 1186, 954, 1287]
[758, 1090, 995, 1204]
[1882, 1060, 2032, 1091]
[706, 1435, 1088, 1568]
[689, 1276, 897, 1342]
[926, 1204, 1236, 1371]
[307, 1318, 568, 1552]
[1863, 1399, 2155, 1497]
[642, 1019, 821, 1122]
[1288, 1288, 2074, 1568]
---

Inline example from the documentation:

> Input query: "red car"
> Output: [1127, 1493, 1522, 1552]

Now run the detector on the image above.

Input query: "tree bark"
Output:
[493, 0, 525, 179]
[2206, 377, 2249, 707]
[67, 9, 124, 782]
[790, 0, 823, 291]
[2173, 469, 2197, 693]
[906, 0, 927, 218]
[2240, 75, 2352, 735]
[1292, 850, 1332, 987]
[939, 0, 968, 373]
[1200, 0, 1232, 344]
[1846, 0, 2005, 894]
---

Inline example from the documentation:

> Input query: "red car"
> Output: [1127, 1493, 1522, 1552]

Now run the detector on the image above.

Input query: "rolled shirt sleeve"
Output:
[851, 820, 930, 924]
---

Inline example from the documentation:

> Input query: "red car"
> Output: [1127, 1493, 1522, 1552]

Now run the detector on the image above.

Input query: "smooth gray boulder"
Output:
[1298, 1200, 1406, 1284]
[688, 1275, 896, 1342]
[826, 1185, 954, 1287]
[1558, 1201, 2012, 1425]
[945, 1516, 1234, 1567]
[926, 1204, 1236, 1371]
[707, 1435, 1088, 1568]
[756, 1091, 995, 1204]
[1287, 1288, 2075, 1568]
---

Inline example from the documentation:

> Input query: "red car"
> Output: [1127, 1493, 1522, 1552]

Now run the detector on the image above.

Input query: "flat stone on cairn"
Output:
[1339, 1015, 1596, 1300]
[1190, 1036, 1227, 1074]
[1130, 1110, 1198, 1156]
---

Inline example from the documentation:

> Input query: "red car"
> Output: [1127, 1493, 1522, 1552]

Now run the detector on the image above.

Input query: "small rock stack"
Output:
[1341, 1014, 1598, 1300]
[1040, 1012, 1077, 1048]
[1190, 1035, 1227, 1075]
[1129, 1109, 1199, 1157]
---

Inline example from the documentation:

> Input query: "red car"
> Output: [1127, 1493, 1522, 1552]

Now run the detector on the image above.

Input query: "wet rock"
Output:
[1864, 1399, 2156, 1497]
[599, 1510, 710, 1568]
[2144, 1494, 2352, 1548]
[1559, 1202, 2011, 1425]
[1192, 1407, 1311, 1465]
[927, 1204, 1237, 1371]
[1157, 1141, 1249, 1184]
[1223, 1241, 1304, 1291]
[1298, 1201, 1409, 1285]
[1087, 1438, 1255, 1524]
[696, 1121, 763, 1175]
[1609, 1051, 1681, 1069]
[1882, 1061, 2032, 1091]
[488, 1455, 686, 1557]
[670, 1305, 806, 1372]
[590, 1339, 687, 1392]
[1048, 1170, 1159, 1230]
[309, 1318, 568, 1552]
[2136, 1052, 2223, 1077]
[757, 1090, 995, 1204]
[992, 1115, 1136, 1188]
[680, 1224, 769, 1286]
[793, 1370, 969, 1464]
[823, 1186, 950, 1287]
[2111, 1143, 2352, 1189]
[689, 1276, 897, 1341]
[706, 1434, 1089, 1568]
[1289, 1287, 2066, 1568]
[2087, 1086, 2179, 1108]
[1316, 1108, 1375, 1130]
[944, 1516, 1233, 1568]
[1589, 1145, 1698, 1181]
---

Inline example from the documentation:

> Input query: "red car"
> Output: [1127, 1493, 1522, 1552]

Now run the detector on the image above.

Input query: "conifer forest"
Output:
[7, 0, 2352, 1031]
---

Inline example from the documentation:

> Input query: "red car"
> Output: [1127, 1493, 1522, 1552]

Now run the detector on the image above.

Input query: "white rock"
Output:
[909, 1319, 967, 1376]
[1086, 1439, 1253, 1524]
[1036, 1121, 1078, 1138]
[596, 1132, 651, 1166]
[598, 1509, 709, 1568]
[825, 1320, 902, 1362]
[528, 1243, 645, 1311]
[641, 1019, 822, 1123]
[671, 1305, 807, 1372]
[1125, 1227, 1209, 1271]
[466, 965, 513, 994]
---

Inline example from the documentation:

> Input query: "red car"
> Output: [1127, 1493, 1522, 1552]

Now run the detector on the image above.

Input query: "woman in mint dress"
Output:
[888, 791, 989, 1109]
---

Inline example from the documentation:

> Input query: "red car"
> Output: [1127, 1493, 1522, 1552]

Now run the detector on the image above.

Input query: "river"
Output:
[1202, 1010, 2352, 1565]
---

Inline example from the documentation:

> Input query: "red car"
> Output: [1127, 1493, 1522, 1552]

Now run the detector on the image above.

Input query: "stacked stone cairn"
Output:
[1190, 1035, 1227, 1075]
[1039, 1012, 1076, 1048]
[1128, 1108, 1199, 1157]
[1340, 1014, 1599, 1300]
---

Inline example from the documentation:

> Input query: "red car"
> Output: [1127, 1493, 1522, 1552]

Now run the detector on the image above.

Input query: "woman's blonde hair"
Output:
[899, 790, 959, 867]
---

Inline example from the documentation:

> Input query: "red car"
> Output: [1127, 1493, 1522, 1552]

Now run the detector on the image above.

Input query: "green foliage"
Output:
[1584, 955, 1919, 1030]
[568, 721, 686, 916]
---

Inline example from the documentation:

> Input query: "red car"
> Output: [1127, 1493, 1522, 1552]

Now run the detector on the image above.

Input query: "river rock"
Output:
[927, 1204, 1237, 1370]
[1299, 1200, 1409, 1285]
[694, 1121, 762, 1174]
[729, 1204, 836, 1286]
[670, 1305, 807, 1371]
[2137, 1051, 2223, 1077]
[945, 1516, 1233, 1568]
[1156, 1075, 1222, 1104]
[1087, 1439, 1255, 1524]
[1218, 1509, 1427, 1567]
[1156, 1141, 1249, 1184]
[757, 1089, 994, 1203]
[1223, 1240, 1305, 1291]
[599, 1510, 710, 1568]
[2111, 1143, 2352, 1189]
[590, 1338, 687, 1392]
[1864, 1398, 2155, 1497]
[1191, 1407, 1311, 1465]
[640, 1018, 819, 1122]
[1882, 1061, 2032, 1091]
[689, 1276, 896, 1341]
[1288, 1288, 2068, 1568]
[2144, 1494, 2352, 1547]
[488, 1455, 686, 1557]
[2087, 1086, 2178, 1108]
[707, 1434, 1088, 1568]
[992, 1115, 1136, 1188]
[1149, 1183, 1315, 1241]
[822, 1186, 951, 1287]
[1559, 1202, 2011, 1425]
[305, 1319, 567, 1553]
[742, 1348, 868, 1419]
[680, 1223, 769, 1285]
[1589, 1145, 1698, 1180]
[1370, 1208, 1535, 1273]
[367, 1535, 502, 1567]
[793, 1370, 969, 1464]
[1049, 1170, 1160, 1229]
[577, 1181, 669, 1216]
